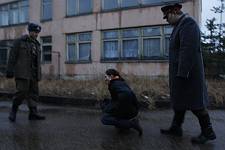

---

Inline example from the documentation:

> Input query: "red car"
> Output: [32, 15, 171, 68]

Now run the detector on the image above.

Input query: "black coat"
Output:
[105, 79, 139, 119]
[169, 14, 208, 110]
[7, 35, 41, 81]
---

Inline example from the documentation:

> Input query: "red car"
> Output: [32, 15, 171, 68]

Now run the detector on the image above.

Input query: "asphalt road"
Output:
[0, 101, 224, 150]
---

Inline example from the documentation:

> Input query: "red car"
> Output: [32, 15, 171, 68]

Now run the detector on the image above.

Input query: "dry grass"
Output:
[1, 76, 225, 109]
[207, 79, 225, 104]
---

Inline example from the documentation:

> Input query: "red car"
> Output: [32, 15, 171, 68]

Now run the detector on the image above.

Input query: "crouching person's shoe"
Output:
[191, 128, 216, 144]
[131, 118, 143, 136]
[29, 113, 46, 120]
[160, 126, 183, 137]
[9, 111, 17, 122]
[28, 107, 46, 120]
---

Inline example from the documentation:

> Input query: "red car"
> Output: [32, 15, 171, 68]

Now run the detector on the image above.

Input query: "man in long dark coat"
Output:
[160, 3, 216, 144]
[6, 23, 45, 122]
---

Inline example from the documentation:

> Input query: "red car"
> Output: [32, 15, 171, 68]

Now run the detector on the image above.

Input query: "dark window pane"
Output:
[122, 29, 139, 38]
[102, 0, 118, 10]
[142, 0, 163, 5]
[42, 37, 52, 43]
[121, 0, 139, 8]
[122, 39, 138, 58]
[164, 26, 173, 34]
[19, 0, 29, 23]
[43, 54, 52, 62]
[9, 3, 19, 24]
[143, 27, 161, 36]
[42, 0, 52, 20]
[164, 37, 170, 57]
[103, 31, 118, 39]
[79, 43, 90, 61]
[67, 0, 77, 16]
[79, 0, 92, 14]
[104, 41, 119, 58]
[68, 44, 76, 61]
[79, 33, 92, 41]
[0, 48, 7, 64]
[143, 38, 160, 57]
[67, 34, 76, 43]
[0, 6, 9, 26]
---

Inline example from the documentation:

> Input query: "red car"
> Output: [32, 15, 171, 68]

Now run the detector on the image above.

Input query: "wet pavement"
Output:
[0, 101, 224, 150]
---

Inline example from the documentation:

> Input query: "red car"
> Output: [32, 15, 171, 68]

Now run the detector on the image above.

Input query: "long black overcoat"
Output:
[169, 14, 208, 110]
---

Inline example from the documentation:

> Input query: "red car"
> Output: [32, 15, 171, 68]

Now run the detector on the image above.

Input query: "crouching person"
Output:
[100, 69, 143, 136]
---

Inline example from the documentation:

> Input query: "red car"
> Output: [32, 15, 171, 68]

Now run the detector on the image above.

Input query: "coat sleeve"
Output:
[6, 39, 20, 75]
[177, 18, 200, 78]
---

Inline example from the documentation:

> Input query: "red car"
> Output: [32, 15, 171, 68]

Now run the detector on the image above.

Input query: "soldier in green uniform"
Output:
[6, 23, 46, 122]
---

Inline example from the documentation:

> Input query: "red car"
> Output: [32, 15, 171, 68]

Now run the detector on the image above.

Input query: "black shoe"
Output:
[191, 130, 216, 144]
[29, 114, 46, 120]
[8, 111, 16, 122]
[131, 118, 143, 136]
[160, 126, 183, 137]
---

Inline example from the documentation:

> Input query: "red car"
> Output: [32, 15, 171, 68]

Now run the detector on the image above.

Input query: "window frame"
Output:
[101, 0, 183, 11]
[66, 32, 92, 64]
[41, 0, 52, 22]
[0, 0, 29, 27]
[101, 25, 172, 62]
[66, 0, 93, 17]
[41, 36, 52, 64]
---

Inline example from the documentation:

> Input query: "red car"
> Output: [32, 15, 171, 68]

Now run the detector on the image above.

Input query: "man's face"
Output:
[163, 9, 179, 25]
[29, 31, 39, 39]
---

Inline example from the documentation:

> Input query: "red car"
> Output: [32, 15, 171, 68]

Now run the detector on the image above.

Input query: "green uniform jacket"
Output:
[7, 35, 41, 81]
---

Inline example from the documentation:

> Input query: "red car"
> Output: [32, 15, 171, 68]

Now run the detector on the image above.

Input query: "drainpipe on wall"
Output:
[52, 51, 61, 79]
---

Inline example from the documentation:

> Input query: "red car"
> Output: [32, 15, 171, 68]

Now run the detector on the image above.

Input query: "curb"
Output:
[1, 91, 224, 110]
[0, 91, 99, 108]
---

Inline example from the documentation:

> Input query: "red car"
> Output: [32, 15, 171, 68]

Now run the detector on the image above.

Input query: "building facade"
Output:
[0, 0, 202, 79]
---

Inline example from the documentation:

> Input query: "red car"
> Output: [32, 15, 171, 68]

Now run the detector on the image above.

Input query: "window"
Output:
[122, 29, 139, 58]
[0, 0, 29, 26]
[102, 0, 182, 10]
[164, 26, 173, 57]
[41, 0, 52, 21]
[66, 0, 92, 16]
[102, 0, 139, 10]
[142, 0, 182, 5]
[103, 31, 119, 59]
[66, 32, 92, 63]
[41, 36, 52, 63]
[0, 48, 7, 65]
[102, 26, 173, 61]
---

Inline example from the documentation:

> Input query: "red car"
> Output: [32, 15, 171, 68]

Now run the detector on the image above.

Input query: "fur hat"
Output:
[28, 23, 41, 32]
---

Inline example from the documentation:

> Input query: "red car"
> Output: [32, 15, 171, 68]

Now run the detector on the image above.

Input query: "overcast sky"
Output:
[201, 0, 224, 33]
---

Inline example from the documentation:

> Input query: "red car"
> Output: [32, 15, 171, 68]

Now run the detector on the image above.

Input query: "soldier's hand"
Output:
[6, 71, 14, 78]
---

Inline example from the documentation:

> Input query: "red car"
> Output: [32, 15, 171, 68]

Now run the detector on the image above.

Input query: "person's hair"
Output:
[105, 69, 123, 80]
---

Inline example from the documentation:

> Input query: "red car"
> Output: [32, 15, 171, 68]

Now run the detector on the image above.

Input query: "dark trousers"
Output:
[172, 109, 212, 132]
[12, 78, 38, 108]
[101, 113, 136, 129]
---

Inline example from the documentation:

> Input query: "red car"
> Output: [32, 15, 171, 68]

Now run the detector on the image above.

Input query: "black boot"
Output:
[191, 112, 216, 144]
[191, 127, 216, 144]
[160, 110, 185, 137]
[160, 125, 183, 137]
[28, 107, 46, 120]
[8, 105, 18, 122]
[130, 118, 143, 136]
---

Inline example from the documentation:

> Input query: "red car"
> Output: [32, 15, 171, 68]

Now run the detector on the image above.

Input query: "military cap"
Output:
[161, 3, 182, 19]
[28, 23, 42, 33]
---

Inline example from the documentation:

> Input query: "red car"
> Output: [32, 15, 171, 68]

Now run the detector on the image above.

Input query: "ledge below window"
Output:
[65, 60, 92, 64]
[100, 59, 168, 63]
